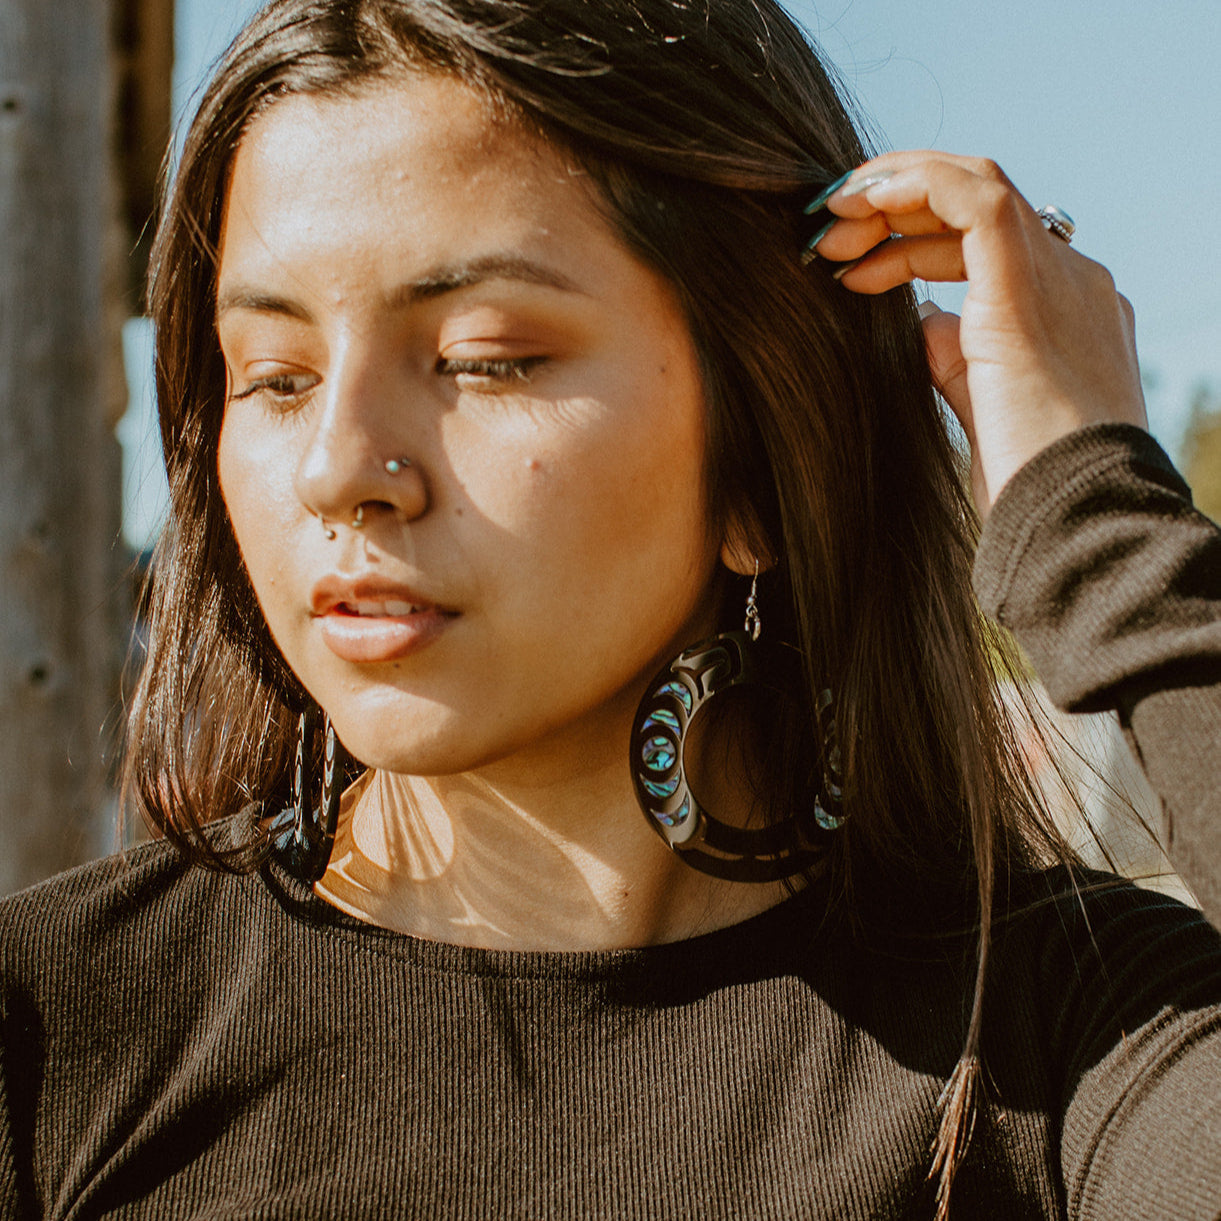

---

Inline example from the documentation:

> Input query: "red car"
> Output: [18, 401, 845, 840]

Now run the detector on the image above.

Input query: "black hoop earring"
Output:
[629, 568, 845, 882]
[269, 707, 351, 882]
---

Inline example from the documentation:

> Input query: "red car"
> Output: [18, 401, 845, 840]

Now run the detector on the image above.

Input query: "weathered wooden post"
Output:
[0, 0, 171, 893]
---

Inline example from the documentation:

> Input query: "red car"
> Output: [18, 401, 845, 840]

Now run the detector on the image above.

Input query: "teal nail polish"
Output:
[803, 217, 838, 256]
[840, 170, 895, 198]
[803, 169, 854, 215]
[830, 256, 864, 282]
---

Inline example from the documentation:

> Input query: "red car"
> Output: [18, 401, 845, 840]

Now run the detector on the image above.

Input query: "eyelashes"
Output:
[228, 372, 318, 404]
[227, 356, 547, 407]
[434, 356, 546, 384]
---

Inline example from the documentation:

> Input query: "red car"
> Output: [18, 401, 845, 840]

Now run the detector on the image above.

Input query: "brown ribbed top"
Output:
[2, 425, 1219, 1219]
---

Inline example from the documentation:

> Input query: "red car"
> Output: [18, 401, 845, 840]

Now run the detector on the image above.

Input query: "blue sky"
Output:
[119, 0, 1221, 546]
[785, 0, 1221, 450]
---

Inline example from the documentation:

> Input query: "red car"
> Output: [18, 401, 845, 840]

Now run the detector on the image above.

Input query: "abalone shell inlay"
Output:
[656, 680, 693, 713]
[642, 737, 676, 771]
[814, 799, 845, 830]
[642, 709, 681, 734]
[643, 776, 680, 799]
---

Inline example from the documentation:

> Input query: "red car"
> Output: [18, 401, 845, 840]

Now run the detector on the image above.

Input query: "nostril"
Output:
[352, 498, 408, 529]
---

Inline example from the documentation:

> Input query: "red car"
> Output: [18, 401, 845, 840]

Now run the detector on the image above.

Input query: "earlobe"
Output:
[719, 533, 775, 576]
[719, 538, 754, 575]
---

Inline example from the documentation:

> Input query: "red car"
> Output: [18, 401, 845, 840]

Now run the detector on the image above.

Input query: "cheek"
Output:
[216, 412, 302, 623]
[446, 388, 713, 650]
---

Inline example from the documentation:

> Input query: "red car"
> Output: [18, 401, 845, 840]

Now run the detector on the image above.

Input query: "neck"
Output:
[314, 732, 801, 951]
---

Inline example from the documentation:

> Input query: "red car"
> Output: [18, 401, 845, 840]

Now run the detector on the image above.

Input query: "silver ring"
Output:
[1037, 205, 1075, 244]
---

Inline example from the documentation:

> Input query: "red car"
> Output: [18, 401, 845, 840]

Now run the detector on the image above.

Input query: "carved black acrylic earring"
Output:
[269, 707, 351, 882]
[629, 564, 845, 882]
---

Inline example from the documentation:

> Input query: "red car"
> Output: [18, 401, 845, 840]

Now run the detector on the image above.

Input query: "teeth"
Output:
[350, 599, 418, 617]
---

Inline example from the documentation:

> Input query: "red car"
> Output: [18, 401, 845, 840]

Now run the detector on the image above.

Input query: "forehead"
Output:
[218, 74, 611, 296]
[236, 72, 516, 183]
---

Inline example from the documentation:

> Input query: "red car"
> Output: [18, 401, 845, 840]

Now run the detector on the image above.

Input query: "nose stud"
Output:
[316, 456, 412, 537]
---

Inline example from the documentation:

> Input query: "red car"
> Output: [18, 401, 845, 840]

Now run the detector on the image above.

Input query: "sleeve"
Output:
[0, 944, 35, 1221]
[973, 423, 1221, 928]
[1029, 878, 1221, 1221]
[0, 1076, 16, 1218]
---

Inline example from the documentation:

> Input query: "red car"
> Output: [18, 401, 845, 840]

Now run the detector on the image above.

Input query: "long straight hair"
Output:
[128, 1, 1076, 1210]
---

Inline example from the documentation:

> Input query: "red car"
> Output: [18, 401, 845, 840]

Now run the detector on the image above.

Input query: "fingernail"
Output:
[803, 169, 854, 215]
[917, 300, 942, 319]
[802, 217, 838, 260]
[840, 170, 896, 198]
[830, 256, 864, 282]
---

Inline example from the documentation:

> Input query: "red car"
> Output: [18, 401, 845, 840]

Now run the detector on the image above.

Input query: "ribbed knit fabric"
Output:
[1, 425, 1219, 1220]
[973, 423, 1221, 928]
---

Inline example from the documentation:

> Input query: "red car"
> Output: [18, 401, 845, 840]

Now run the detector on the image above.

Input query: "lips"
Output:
[312, 577, 457, 663]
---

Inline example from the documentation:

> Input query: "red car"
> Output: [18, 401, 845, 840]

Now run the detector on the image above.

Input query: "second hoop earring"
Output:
[269, 707, 352, 882]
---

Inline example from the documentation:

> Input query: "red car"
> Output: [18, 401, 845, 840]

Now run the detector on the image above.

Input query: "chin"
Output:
[324, 704, 503, 778]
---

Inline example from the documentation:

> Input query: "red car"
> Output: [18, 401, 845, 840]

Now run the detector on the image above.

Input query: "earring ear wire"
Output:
[744, 558, 762, 641]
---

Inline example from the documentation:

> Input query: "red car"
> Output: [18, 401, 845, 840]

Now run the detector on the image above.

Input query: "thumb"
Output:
[918, 301, 973, 443]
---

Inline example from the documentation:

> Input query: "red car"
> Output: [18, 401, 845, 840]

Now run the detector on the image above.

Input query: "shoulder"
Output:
[0, 812, 264, 993]
[998, 866, 1220, 973]
[990, 869, 1221, 1076]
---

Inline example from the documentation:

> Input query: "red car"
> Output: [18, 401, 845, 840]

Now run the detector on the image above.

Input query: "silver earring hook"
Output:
[744, 558, 762, 641]
[318, 514, 337, 541]
[351, 505, 365, 529]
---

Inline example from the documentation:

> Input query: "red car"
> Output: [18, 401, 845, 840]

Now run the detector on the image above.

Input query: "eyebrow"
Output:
[216, 253, 583, 321]
[395, 254, 583, 303]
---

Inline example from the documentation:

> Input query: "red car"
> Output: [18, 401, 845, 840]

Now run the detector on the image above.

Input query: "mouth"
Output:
[333, 599, 432, 618]
[312, 580, 458, 663]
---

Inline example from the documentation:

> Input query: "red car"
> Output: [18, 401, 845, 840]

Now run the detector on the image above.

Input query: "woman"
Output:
[2, 0, 1218, 1217]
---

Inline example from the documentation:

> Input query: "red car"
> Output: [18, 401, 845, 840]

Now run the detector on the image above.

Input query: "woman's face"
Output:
[216, 74, 727, 778]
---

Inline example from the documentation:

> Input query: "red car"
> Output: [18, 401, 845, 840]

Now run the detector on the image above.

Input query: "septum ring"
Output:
[318, 457, 412, 537]
[1036, 205, 1075, 244]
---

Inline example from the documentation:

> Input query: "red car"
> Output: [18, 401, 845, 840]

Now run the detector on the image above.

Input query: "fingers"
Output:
[806, 153, 1062, 291]
[809, 153, 1150, 518]
[918, 303, 971, 432]
[919, 302, 988, 512]
[828, 233, 967, 293]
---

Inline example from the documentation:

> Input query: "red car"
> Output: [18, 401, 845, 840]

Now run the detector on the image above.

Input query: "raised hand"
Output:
[808, 153, 1148, 517]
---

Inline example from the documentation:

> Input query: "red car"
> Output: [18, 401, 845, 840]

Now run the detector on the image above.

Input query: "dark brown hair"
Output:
[129, 1, 1074, 1209]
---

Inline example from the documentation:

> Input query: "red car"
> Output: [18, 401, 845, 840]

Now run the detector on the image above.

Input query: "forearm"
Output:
[973, 423, 1221, 924]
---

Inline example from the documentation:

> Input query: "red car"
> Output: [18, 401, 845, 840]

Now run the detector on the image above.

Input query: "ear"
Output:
[719, 518, 775, 576]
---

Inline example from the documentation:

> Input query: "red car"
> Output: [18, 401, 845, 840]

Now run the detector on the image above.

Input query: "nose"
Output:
[293, 350, 428, 531]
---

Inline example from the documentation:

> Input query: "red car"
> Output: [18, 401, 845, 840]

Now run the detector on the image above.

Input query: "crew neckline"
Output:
[255, 837, 833, 985]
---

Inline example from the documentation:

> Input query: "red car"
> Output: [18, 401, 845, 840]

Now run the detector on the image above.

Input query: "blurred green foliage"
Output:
[1183, 382, 1221, 525]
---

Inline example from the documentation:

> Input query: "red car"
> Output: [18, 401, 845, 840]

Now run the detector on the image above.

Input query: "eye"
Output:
[436, 356, 545, 386]
[228, 371, 319, 406]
